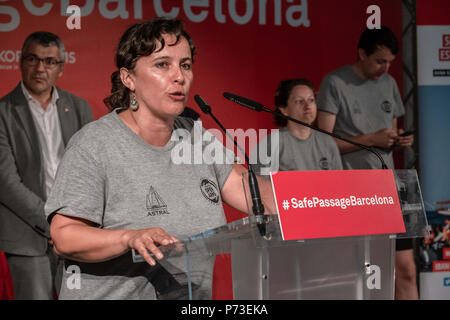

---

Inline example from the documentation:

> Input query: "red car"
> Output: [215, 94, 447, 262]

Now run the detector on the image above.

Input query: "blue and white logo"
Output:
[444, 277, 450, 287]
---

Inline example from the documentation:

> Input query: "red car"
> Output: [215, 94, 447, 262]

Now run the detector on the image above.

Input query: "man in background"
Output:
[316, 26, 417, 299]
[0, 31, 93, 299]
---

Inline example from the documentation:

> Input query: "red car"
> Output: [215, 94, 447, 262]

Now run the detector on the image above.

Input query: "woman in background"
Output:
[252, 78, 343, 175]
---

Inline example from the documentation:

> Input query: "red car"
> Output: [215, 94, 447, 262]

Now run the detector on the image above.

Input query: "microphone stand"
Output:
[194, 95, 267, 237]
[223, 92, 389, 170]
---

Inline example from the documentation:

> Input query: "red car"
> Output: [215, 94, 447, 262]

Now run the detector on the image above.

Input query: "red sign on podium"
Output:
[270, 170, 406, 240]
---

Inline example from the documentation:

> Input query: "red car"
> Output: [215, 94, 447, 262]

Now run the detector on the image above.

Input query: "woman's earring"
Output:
[130, 94, 139, 111]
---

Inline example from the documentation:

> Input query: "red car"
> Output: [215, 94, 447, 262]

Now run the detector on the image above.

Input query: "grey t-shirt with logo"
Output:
[317, 65, 405, 169]
[251, 128, 343, 175]
[45, 109, 234, 300]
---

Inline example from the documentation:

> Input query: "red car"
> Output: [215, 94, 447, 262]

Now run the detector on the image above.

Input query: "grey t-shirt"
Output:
[316, 65, 405, 169]
[251, 128, 343, 175]
[45, 109, 234, 300]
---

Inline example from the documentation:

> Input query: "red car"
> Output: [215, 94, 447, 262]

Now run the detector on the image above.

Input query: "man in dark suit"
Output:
[0, 31, 93, 299]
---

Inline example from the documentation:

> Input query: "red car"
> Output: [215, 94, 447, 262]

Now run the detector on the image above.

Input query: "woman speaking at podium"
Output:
[44, 17, 272, 300]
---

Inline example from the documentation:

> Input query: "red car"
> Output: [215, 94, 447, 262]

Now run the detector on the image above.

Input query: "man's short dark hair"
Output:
[22, 31, 65, 62]
[358, 26, 398, 56]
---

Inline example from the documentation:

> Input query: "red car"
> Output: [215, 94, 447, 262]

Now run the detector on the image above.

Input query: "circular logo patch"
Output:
[381, 100, 392, 113]
[319, 157, 330, 170]
[200, 179, 220, 204]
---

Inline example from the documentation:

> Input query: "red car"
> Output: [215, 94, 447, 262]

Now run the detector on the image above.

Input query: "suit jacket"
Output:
[0, 83, 93, 256]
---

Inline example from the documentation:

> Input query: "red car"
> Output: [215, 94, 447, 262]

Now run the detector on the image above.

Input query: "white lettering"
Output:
[366, 264, 381, 290]
[66, 265, 81, 290]
[171, 123, 273, 166]
[66, 5, 81, 30]
[23, 0, 52, 16]
[99, 0, 129, 19]
[65, 51, 76, 64]
[5, 50, 14, 63]
[0, 5, 20, 32]
[0, 50, 20, 63]
[154, 0, 179, 18]
[171, 129, 192, 165]
[215, 0, 226, 23]
[288, 195, 396, 211]
[249, 130, 268, 167]
[258, 0, 267, 25]
[203, 129, 227, 165]
[229, 0, 253, 25]
[2, 0, 311, 29]
[312, 197, 319, 207]
[366, 5, 381, 29]
[286, 0, 310, 27]
[255, 129, 280, 175]
[229, 128, 258, 164]
[182, 304, 216, 317]
[193, 122, 204, 165]
[61, 0, 94, 17]
[434, 262, 450, 270]
[274, 0, 282, 25]
[184, 0, 209, 23]
[134, 0, 142, 19]
[291, 197, 298, 209]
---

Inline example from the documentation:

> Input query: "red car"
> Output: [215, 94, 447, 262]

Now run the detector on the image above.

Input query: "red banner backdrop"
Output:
[0, 0, 403, 222]
[1, 0, 403, 299]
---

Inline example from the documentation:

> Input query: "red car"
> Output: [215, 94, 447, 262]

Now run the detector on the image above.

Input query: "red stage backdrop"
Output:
[0, 0, 403, 299]
[0, 0, 403, 223]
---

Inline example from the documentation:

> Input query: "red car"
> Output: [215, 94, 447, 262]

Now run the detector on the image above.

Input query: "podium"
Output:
[132, 169, 428, 300]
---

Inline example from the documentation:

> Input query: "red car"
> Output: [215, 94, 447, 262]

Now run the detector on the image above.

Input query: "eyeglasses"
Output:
[22, 54, 63, 69]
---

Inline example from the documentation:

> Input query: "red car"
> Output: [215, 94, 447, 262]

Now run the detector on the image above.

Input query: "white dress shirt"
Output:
[21, 81, 64, 198]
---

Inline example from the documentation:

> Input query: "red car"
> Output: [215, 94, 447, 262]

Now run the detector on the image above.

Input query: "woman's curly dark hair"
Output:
[104, 17, 196, 111]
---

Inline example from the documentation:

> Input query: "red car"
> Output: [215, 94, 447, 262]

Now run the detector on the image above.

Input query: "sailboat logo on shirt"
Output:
[146, 186, 170, 216]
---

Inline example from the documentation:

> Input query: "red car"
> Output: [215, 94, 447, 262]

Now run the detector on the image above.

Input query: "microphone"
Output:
[222, 92, 268, 112]
[194, 94, 267, 236]
[222, 92, 389, 170]
[194, 95, 241, 158]
[194, 95, 246, 163]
